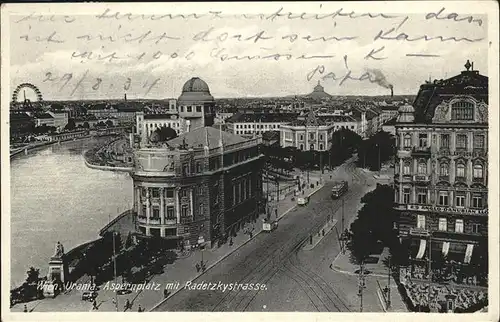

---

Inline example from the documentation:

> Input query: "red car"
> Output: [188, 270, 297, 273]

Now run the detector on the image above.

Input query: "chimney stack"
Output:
[390, 87, 394, 97]
[471, 62, 474, 71]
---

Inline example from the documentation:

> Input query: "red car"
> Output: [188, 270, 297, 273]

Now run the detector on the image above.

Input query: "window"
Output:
[196, 162, 202, 173]
[319, 144, 324, 150]
[451, 101, 474, 120]
[196, 106, 202, 113]
[440, 163, 449, 176]
[199, 204, 203, 216]
[150, 228, 161, 237]
[403, 135, 411, 148]
[180, 189, 188, 198]
[418, 161, 427, 175]
[456, 163, 466, 178]
[299, 134, 304, 141]
[473, 164, 484, 178]
[455, 219, 464, 233]
[310, 144, 315, 150]
[417, 215, 426, 229]
[319, 134, 324, 141]
[441, 134, 450, 149]
[183, 163, 190, 175]
[472, 224, 480, 234]
[403, 162, 411, 175]
[180, 106, 184, 112]
[472, 194, 483, 208]
[181, 204, 189, 217]
[473, 134, 485, 149]
[184, 226, 190, 233]
[142, 205, 147, 217]
[151, 188, 160, 198]
[438, 191, 449, 206]
[455, 193, 466, 207]
[187, 106, 192, 112]
[309, 133, 315, 140]
[165, 228, 177, 236]
[166, 206, 175, 219]
[456, 134, 467, 150]
[299, 144, 304, 150]
[403, 188, 410, 203]
[417, 188, 427, 204]
[419, 133, 428, 147]
[438, 218, 447, 231]
[152, 206, 160, 218]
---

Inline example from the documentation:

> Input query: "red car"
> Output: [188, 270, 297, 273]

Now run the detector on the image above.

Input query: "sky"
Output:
[6, 2, 489, 100]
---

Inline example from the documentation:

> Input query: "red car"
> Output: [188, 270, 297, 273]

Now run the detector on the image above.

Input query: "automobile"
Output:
[81, 291, 98, 301]
[297, 197, 309, 205]
[262, 219, 278, 232]
[117, 289, 132, 295]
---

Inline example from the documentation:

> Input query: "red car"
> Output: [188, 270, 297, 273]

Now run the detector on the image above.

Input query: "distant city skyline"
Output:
[8, 5, 488, 100]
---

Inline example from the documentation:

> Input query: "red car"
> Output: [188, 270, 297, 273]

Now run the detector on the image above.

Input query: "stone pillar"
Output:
[399, 159, 403, 201]
[146, 188, 151, 224]
[190, 188, 194, 220]
[450, 159, 455, 183]
[134, 186, 139, 213]
[451, 132, 456, 153]
[176, 188, 181, 223]
[160, 188, 165, 225]
[467, 159, 473, 184]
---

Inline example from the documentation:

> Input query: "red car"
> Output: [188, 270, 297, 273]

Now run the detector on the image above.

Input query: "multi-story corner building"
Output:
[131, 126, 264, 248]
[394, 61, 488, 282]
[225, 112, 299, 138]
[280, 109, 334, 151]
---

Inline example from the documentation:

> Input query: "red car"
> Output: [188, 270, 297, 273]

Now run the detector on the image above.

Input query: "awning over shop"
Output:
[442, 242, 450, 257]
[464, 244, 474, 264]
[416, 239, 426, 259]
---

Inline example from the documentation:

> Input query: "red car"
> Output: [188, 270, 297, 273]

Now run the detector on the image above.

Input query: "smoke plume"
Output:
[365, 68, 394, 92]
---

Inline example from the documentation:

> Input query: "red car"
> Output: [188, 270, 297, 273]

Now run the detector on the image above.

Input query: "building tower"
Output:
[177, 77, 216, 131]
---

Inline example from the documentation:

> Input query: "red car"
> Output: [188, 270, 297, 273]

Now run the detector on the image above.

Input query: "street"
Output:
[153, 160, 380, 312]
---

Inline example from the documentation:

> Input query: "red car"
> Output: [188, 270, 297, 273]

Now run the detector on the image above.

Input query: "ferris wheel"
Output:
[11, 83, 43, 109]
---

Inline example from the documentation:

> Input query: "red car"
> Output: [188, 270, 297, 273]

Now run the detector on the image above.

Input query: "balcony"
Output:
[438, 175, 450, 182]
[164, 218, 177, 225]
[412, 146, 431, 157]
[149, 217, 161, 225]
[413, 175, 430, 183]
[409, 227, 430, 237]
[397, 149, 412, 158]
[472, 148, 487, 158]
[137, 216, 147, 224]
[454, 176, 467, 183]
[473, 177, 485, 184]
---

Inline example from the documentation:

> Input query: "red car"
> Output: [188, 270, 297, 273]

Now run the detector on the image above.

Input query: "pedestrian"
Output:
[124, 299, 131, 311]
[138, 305, 143, 312]
[92, 299, 98, 310]
[23, 305, 28, 313]
[164, 289, 170, 298]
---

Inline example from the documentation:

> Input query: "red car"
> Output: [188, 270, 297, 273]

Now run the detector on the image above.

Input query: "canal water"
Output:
[10, 137, 133, 288]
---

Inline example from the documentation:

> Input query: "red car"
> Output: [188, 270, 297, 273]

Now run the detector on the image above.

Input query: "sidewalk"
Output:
[302, 219, 338, 251]
[11, 182, 325, 313]
[331, 248, 407, 312]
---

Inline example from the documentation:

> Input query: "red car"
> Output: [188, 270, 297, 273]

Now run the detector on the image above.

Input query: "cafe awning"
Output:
[416, 239, 426, 259]
[464, 244, 474, 264]
[442, 242, 450, 257]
